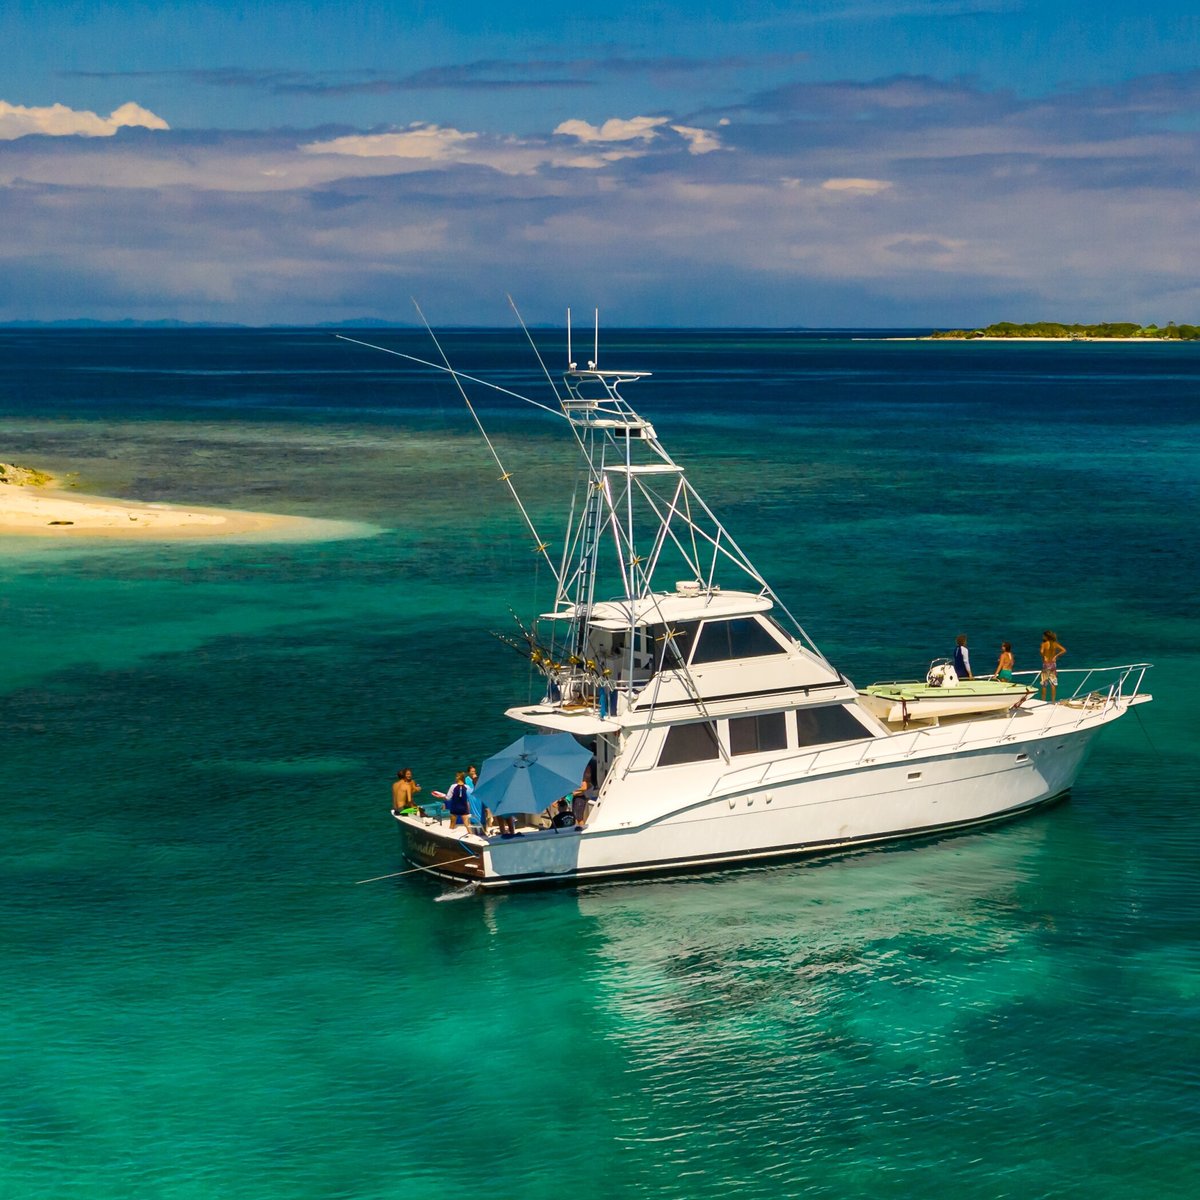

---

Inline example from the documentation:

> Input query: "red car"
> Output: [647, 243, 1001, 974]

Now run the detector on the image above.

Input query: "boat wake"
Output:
[434, 882, 480, 902]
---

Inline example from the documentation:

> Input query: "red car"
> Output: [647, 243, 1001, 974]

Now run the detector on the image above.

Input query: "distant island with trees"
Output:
[930, 321, 1200, 340]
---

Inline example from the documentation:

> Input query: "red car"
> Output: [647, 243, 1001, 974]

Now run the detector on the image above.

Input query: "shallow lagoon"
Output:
[1, 329, 1196, 1198]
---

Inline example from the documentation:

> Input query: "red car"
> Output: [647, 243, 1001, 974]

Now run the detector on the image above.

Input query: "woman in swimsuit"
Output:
[1039, 630, 1066, 702]
[994, 642, 1014, 682]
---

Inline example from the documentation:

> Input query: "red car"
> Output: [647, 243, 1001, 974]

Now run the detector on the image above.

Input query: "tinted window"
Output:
[729, 711, 788, 756]
[692, 618, 786, 664]
[794, 705, 866, 748]
[647, 621, 699, 667]
[658, 721, 721, 766]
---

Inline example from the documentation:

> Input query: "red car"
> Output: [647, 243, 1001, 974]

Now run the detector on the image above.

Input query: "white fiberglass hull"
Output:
[398, 701, 1127, 889]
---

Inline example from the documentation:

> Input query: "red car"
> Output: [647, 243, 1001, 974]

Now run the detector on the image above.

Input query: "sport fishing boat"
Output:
[351, 324, 1152, 889]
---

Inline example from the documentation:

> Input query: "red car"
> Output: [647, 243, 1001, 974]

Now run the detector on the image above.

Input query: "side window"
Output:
[794, 705, 867, 748]
[658, 721, 721, 766]
[692, 618, 787, 664]
[729, 712, 788, 756]
[648, 621, 699, 667]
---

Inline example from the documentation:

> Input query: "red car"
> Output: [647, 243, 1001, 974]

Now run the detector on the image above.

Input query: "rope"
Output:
[354, 852, 478, 884]
[1132, 705, 1160, 757]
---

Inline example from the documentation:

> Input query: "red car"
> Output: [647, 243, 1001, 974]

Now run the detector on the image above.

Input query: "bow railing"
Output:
[1011, 661, 1152, 704]
[706, 663, 1152, 798]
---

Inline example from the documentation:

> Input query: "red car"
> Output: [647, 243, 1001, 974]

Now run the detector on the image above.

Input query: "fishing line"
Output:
[354, 852, 478, 884]
[1132, 704, 1160, 757]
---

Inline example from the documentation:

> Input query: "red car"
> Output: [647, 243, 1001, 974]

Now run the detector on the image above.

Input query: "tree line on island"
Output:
[931, 322, 1200, 340]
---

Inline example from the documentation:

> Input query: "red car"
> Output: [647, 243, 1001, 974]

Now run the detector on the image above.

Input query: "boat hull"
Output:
[398, 712, 1105, 889]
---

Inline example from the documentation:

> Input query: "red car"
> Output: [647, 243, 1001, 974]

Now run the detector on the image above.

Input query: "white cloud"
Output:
[301, 123, 477, 160]
[671, 125, 724, 154]
[0, 99, 168, 140]
[554, 116, 669, 143]
[300, 122, 649, 176]
[821, 177, 893, 194]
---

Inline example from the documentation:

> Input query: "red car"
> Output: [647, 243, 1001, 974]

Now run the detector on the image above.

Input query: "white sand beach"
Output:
[0, 463, 331, 540]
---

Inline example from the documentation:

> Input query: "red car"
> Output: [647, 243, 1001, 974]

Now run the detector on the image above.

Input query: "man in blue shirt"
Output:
[953, 634, 974, 680]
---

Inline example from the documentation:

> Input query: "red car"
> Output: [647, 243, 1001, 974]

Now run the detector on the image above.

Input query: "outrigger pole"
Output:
[334, 319, 562, 589]
[338, 312, 833, 672]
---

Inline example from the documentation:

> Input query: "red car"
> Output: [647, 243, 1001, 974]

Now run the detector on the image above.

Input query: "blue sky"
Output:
[2, 1, 1199, 324]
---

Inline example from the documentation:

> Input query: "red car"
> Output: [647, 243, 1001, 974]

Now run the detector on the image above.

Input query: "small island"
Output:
[0, 459, 355, 541]
[930, 321, 1200, 341]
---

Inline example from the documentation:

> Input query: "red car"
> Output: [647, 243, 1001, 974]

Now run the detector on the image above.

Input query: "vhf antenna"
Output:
[566, 306, 600, 370]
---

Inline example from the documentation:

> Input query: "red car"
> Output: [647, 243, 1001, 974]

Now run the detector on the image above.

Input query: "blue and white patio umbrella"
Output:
[472, 733, 593, 818]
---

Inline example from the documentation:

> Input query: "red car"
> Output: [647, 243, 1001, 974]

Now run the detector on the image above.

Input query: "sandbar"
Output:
[0, 464, 353, 541]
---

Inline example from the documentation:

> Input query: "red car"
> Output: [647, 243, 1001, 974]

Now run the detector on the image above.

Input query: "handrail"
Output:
[706, 662, 1151, 798]
[1010, 661, 1152, 702]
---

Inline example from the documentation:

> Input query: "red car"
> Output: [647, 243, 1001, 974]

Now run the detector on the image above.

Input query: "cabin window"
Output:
[729, 711, 788, 756]
[657, 721, 721, 766]
[647, 621, 699, 667]
[794, 705, 868, 748]
[692, 617, 787, 664]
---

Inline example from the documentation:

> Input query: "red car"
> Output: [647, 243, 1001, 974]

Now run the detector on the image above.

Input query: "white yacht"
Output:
[365, 329, 1152, 889]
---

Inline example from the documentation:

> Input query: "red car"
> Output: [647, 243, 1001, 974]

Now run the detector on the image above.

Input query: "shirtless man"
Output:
[1039, 631, 1066, 703]
[392, 768, 421, 814]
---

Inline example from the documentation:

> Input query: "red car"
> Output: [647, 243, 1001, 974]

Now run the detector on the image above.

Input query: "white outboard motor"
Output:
[926, 660, 960, 688]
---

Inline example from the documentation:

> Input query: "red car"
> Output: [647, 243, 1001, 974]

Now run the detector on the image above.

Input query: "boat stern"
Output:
[395, 813, 487, 883]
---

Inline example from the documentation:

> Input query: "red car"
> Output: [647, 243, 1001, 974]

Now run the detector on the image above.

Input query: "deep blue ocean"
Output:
[1, 328, 1196, 1199]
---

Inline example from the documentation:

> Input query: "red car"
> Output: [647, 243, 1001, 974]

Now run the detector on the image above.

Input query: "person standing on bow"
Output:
[953, 634, 974, 680]
[994, 642, 1015, 682]
[1040, 631, 1066, 702]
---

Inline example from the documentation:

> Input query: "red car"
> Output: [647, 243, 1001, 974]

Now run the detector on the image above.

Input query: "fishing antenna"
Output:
[507, 293, 564, 407]
[409, 299, 561, 586]
[333, 335, 566, 420]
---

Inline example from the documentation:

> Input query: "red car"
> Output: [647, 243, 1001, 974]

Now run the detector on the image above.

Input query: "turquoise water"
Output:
[1, 330, 1196, 1198]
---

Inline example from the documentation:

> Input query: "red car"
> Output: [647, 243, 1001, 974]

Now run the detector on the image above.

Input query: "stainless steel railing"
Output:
[1011, 661, 1152, 703]
[706, 663, 1152, 797]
